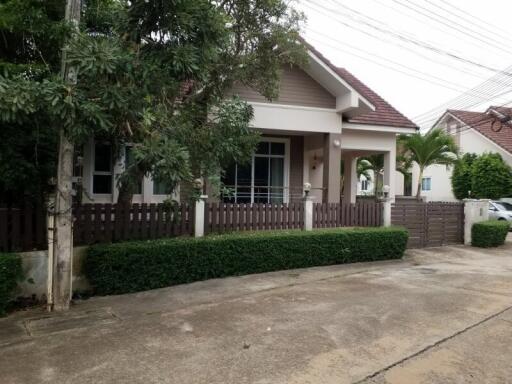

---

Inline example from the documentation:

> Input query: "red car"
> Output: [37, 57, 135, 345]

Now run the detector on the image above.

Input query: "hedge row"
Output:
[0, 253, 23, 315]
[85, 227, 409, 295]
[472, 220, 510, 248]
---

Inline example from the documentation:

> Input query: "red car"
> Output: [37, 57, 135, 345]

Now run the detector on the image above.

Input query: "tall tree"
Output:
[470, 153, 512, 199]
[451, 152, 478, 200]
[0, 0, 68, 204]
[0, 0, 306, 205]
[399, 128, 458, 199]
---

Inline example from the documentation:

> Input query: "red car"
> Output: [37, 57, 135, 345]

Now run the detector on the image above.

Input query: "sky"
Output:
[295, 0, 512, 128]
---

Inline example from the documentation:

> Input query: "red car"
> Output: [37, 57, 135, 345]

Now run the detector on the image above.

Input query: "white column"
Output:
[322, 133, 342, 203]
[303, 196, 313, 231]
[382, 198, 392, 227]
[383, 148, 396, 202]
[343, 155, 357, 204]
[142, 176, 152, 203]
[464, 199, 489, 245]
[194, 195, 208, 238]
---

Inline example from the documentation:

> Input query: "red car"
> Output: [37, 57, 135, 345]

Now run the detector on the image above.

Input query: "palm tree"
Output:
[396, 141, 414, 196]
[399, 128, 459, 199]
[357, 154, 384, 198]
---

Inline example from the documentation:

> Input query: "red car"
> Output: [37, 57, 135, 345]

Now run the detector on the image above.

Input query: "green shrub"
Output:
[0, 253, 23, 315]
[472, 220, 510, 248]
[85, 227, 409, 295]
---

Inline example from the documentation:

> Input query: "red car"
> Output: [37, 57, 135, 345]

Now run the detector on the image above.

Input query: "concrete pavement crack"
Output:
[352, 304, 512, 384]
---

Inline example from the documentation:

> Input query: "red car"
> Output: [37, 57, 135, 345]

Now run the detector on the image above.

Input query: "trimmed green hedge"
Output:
[85, 227, 409, 295]
[0, 253, 23, 315]
[472, 220, 510, 248]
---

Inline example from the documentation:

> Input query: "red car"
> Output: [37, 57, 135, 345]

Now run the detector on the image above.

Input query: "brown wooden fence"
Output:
[313, 202, 383, 228]
[0, 205, 47, 252]
[205, 203, 304, 234]
[392, 201, 464, 248]
[73, 203, 194, 246]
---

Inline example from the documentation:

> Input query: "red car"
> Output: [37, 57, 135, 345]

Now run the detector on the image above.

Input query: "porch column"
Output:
[322, 133, 342, 203]
[383, 148, 396, 202]
[343, 155, 357, 204]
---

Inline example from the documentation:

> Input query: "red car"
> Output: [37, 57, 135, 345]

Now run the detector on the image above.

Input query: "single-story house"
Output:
[76, 42, 418, 205]
[412, 106, 512, 201]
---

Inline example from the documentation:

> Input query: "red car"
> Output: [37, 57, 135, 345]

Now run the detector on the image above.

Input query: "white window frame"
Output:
[361, 178, 369, 192]
[421, 177, 432, 192]
[228, 137, 290, 204]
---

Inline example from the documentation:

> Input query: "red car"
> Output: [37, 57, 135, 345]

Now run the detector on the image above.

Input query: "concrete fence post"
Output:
[194, 195, 208, 238]
[382, 198, 392, 227]
[303, 196, 313, 231]
[463, 199, 489, 245]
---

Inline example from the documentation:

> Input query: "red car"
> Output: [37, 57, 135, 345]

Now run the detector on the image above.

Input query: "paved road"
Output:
[1, 238, 511, 384]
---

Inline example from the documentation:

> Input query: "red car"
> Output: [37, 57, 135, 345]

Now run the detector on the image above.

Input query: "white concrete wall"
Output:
[340, 129, 397, 152]
[411, 163, 457, 202]
[395, 171, 405, 196]
[460, 129, 512, 166]
[250, 103, 342, 134]
[15, 247, 90, 300]
[341, 129, 399, 199]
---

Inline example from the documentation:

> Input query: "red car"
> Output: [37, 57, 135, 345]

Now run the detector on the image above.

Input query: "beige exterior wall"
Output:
[289, 136, 304, 202]
[230, 66, 336, 109]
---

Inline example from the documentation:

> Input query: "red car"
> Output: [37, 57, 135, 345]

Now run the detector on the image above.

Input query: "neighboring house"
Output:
[412, 106, 512, 201]
[76, 42, 417, 204]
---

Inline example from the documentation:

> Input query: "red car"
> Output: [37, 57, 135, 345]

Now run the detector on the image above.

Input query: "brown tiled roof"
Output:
[448, 107, 512, 154]
[302, 39, 417, 129]
[335, 68, 418, 129]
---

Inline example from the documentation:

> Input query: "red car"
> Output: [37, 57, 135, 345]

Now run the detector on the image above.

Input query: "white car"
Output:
[489, 201, 512, 227]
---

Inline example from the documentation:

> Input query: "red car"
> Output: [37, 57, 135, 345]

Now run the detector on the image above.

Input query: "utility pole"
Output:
[48, 0, 81, 312]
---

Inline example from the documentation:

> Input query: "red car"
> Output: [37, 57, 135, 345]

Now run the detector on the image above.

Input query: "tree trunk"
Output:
[117, 170, 145, 205]
[49, 0, 81, 312]
[117, 183, 133, 206]
[416, 167, 424, 200]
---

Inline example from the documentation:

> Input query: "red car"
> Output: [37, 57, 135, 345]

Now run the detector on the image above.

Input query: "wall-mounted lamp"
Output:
[304, 182, 312, 197]
[383, 184, 390, 199]
[193, 178, 204, 191]
[333, 139, 341, 148]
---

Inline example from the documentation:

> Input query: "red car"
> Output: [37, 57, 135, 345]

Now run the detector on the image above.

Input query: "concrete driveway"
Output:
[1, 237, 512, 384]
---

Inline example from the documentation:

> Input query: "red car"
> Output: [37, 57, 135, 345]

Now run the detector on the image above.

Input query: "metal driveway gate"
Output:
[392, 201, 464, 248]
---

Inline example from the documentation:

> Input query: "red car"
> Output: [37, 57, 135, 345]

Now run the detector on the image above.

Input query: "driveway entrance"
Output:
[392, 200, 464, 248]
[0, 238, 511, 384]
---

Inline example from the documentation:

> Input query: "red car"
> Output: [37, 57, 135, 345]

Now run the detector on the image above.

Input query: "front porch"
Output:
[219, 127, 399, 206]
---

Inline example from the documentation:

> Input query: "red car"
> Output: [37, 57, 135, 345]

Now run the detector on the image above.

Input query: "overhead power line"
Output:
[323, 0, 512, 87]
[332, 0, 512, 60]
[390, 0, 512, 56]
[436, 99, 512, 136]
[307, 30, 512, 101]
[304, 0, 512, 77]
[424, 0, 512, 44]
[437, 0, 512, 42]
[414, 67, 512, 121]
[366, 0, 512, 60]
